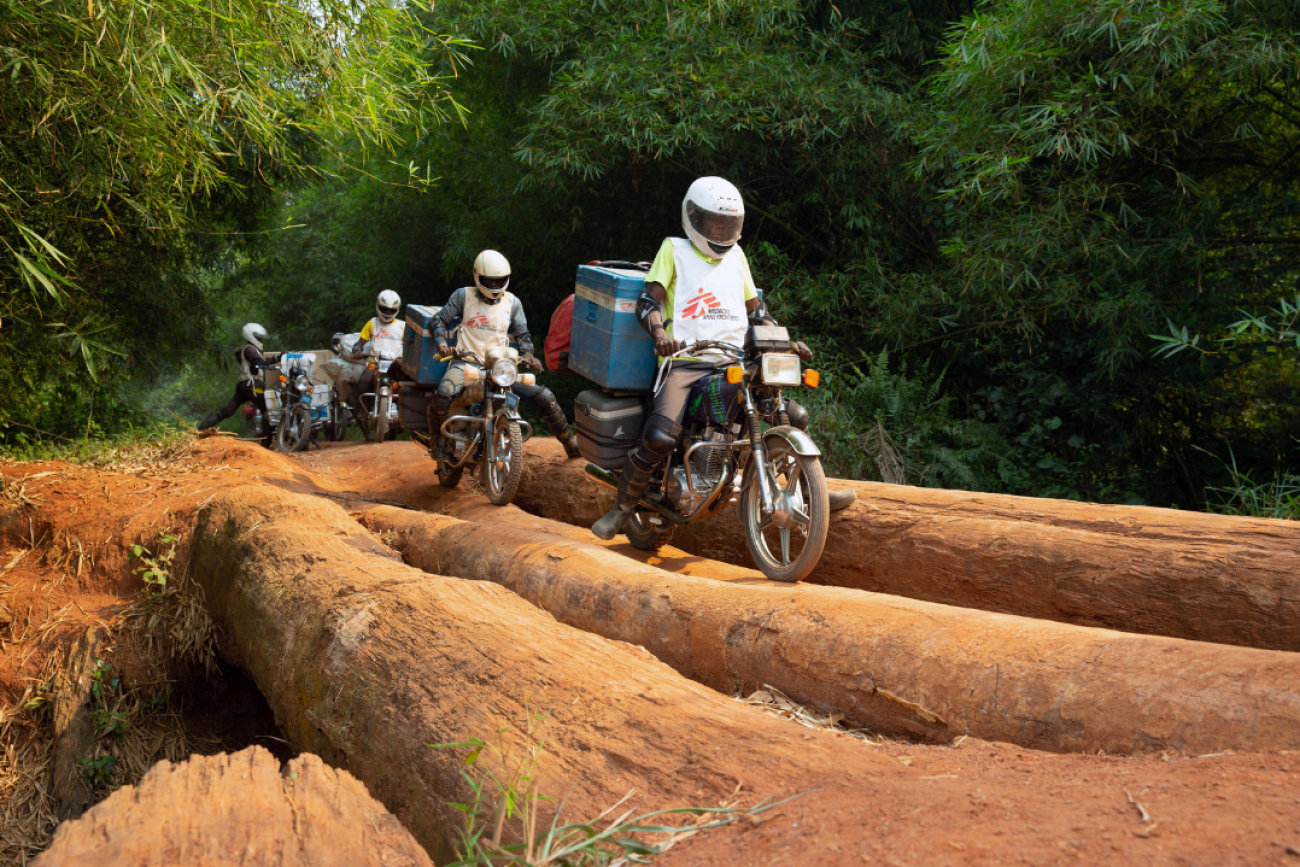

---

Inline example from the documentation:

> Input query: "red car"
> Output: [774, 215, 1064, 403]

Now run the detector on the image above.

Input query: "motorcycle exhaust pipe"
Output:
[584, 462, 617, 490]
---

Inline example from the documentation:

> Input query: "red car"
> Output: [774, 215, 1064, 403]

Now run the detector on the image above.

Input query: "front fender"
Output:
[763, 424, 821, 457]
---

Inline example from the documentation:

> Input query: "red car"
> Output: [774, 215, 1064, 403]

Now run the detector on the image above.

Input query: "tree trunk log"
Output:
[36, 747, 432, 867]
[361, 504, 1300, 756]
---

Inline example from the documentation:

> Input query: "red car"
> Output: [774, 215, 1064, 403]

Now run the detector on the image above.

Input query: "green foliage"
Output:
[1199, 446, 1300, 519]
[131, 533, 180, 598]
[148, 0, 1300, 508]
[79, 754, 117, 788]
[0, 0, 470, 443]
[806, 351, 1023, 491]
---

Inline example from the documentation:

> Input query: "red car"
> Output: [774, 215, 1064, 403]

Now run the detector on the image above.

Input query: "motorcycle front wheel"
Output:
[626, 511, 674, 553]
[739, 441, 829, 582]
[374, 393, 390, 443]
[277, 405, 313, 453]
[481, 420, 523, 505]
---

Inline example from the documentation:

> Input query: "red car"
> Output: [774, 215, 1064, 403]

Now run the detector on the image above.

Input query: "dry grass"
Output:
[0, 529, 221, 866]
[739, 684, 895, 746]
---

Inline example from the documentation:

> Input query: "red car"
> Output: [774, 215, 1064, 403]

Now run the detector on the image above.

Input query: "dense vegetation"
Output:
[3, 0, 1298, 512]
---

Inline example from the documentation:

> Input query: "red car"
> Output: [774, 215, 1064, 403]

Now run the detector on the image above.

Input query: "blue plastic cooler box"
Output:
[402, 304, 451, 385]
[569, 265, 656, 391]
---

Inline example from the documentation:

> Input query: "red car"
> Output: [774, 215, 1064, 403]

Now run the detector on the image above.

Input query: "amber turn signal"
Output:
[726, 365, 744, 384]
[803, 369, 820, 388]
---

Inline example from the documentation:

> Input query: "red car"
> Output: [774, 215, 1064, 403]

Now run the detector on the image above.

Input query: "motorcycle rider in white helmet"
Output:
[350, 290, 409, 424]
[198, 323, 274, 446]
[426, 250, 547, 464]
[591, 177, 854, 541]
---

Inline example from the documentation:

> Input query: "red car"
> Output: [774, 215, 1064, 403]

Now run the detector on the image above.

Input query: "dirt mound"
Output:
[34, 746, 430, 866]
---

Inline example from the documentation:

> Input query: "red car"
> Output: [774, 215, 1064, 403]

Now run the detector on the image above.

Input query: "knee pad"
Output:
[533, 386, 559, 413]
[641, 415, 682, 463]
[786, 400, 810, 432]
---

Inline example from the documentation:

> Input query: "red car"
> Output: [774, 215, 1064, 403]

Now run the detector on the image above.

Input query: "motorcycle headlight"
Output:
[760, 353, 802, 386]
[490, 358, 518, 387]
[293, 374, 311, 393]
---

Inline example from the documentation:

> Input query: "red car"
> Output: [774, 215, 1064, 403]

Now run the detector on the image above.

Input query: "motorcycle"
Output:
[582, 325, 829, 583]
[327, 333, 398, 442]
[430, 346, 534, 505]
[254, 355, 321, 453]
[357, 353, 400, 442]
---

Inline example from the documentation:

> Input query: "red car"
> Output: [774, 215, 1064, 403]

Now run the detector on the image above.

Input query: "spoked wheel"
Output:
[739, 441, 829, 582]
[626, 511, 674, 552]
[374, 393, 390, 444]
[480, 420, 523, 505]
[277, 405, 313, 453]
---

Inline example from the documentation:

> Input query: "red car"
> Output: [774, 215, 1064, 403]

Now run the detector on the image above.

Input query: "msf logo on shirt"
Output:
[681, 287, 722, 320]
[464, 313, 492, 329]
[681, 286, 739, 322]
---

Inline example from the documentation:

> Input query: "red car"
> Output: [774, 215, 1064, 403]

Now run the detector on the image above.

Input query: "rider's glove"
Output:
[793, 341, 813, 362]
[522, 354, 544, 372]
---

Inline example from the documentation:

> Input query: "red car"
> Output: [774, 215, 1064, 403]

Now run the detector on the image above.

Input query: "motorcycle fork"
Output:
[482, 397, 496, 466]
[741, 385, 776, 514]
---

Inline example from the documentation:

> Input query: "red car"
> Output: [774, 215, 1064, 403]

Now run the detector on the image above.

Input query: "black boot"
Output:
[198, 413, 222, 431]
[591, 452, 655, 540]
[427, 405, 450, 463]
[828, 488, 857, 511]
[540, 395, 582, 459]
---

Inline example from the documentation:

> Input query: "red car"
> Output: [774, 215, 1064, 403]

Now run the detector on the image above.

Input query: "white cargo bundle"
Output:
[322, 333, 367, 384]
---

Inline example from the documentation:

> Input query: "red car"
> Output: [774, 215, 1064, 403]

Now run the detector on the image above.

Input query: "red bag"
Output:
[545, 294, 575, 372]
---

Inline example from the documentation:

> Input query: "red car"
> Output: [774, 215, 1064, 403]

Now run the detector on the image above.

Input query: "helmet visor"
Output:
[377, 304, 399, 319]
[686, 201, 743, 251]
[479, 275, 509, 292]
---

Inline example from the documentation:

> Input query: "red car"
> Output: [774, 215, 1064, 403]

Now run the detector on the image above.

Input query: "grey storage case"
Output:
[397, 385, 434, 434]
[574, 389, 647, 471]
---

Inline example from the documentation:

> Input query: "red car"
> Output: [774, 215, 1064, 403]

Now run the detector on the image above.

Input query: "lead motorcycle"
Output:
[429, 346, 534, 505]
[583, 325, 829, 583]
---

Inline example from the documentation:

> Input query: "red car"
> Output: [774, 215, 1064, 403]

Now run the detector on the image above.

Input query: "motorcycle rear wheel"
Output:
[626, 511, 674, 552]
[277, 405, 313, 453]
[481, 420, 523, 505]
[738, 442, 829, 582]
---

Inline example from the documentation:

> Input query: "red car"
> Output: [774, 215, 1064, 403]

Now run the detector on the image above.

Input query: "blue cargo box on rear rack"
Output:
[402, 305, 453, 386]
[569, 265, 656, 391]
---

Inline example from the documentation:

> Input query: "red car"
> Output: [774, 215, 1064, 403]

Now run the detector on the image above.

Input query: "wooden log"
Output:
[499, 439, 1300, 651]
[182, 484, 917, 863]
[35, 746, 432, 867]
[360, 504, 1300, 756]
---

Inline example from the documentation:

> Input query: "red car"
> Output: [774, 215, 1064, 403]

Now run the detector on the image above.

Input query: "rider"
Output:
[350, 290, 406, 420]
[198, 323, 273, 446]
[427, 250, 546, 463]
[591, 177, 853, 541]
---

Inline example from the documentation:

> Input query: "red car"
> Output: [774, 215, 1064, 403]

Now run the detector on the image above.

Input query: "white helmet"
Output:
[240, 323, 268, 352]
[473, 249, 511, 300]
[376, 290, 401, 324]
[682, 176, 745, 258]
